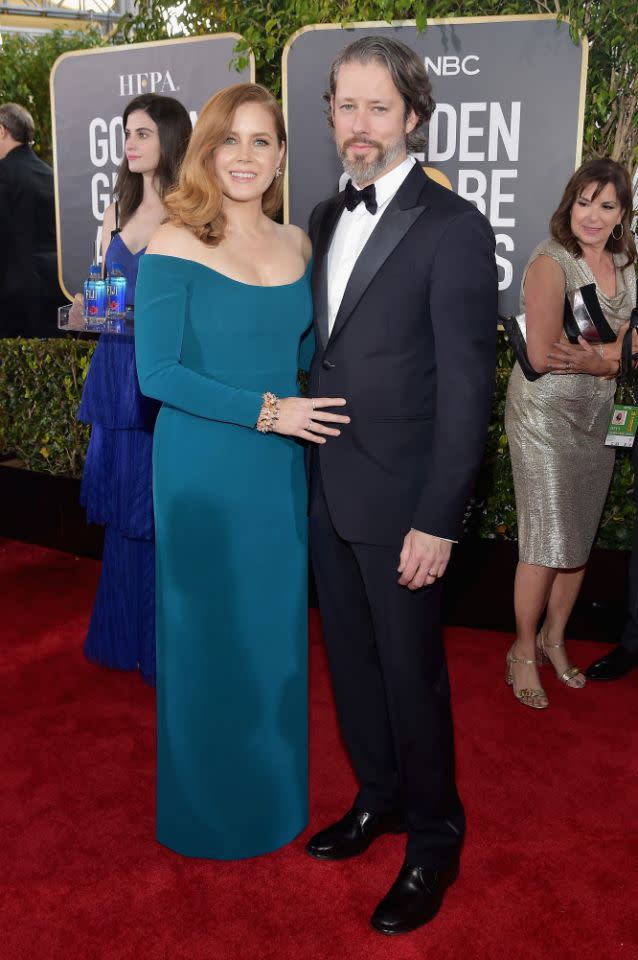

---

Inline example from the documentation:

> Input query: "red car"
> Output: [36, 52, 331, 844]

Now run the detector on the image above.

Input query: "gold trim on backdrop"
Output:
[49, 34, 255, 300]
[0, 13, 92, 31]
[575, 35, 589, 168]
[281, 15, 589, 223]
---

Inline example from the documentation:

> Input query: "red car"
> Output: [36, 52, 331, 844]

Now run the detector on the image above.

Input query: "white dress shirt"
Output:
[326, 155, 416, 336]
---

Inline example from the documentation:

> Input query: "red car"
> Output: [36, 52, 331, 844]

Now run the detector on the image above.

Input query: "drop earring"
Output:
[611, 223, 624, 240]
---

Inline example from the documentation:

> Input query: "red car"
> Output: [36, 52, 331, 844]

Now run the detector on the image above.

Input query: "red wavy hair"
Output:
[164, 83, 286, 247]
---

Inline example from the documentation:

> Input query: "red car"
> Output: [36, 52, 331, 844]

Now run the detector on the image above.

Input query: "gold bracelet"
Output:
[256, 391, 280, 433]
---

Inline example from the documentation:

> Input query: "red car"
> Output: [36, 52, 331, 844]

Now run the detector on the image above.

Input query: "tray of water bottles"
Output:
[58, 261, 133, 334]
[57, 302, 134, 334]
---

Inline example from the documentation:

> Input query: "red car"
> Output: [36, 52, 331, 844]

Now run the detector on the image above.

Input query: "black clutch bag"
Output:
[501, 312, 542, 381]
[501, 283, 617, 382]
[562, 283, 616, 344]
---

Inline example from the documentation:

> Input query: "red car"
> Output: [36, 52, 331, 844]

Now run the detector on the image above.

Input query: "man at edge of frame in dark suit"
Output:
[587, 439, 638, 681]
[0, 102, 62, 338]
[304, 36, 498, 936]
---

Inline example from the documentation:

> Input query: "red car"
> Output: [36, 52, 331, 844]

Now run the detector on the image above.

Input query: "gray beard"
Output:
[338, 137, 406, 185]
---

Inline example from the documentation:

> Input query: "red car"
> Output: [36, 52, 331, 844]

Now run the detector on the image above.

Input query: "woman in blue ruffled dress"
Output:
[77, 93, 191, 684]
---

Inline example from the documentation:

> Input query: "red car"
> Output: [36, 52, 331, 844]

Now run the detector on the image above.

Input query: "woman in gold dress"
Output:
[504, 158, 636, 709]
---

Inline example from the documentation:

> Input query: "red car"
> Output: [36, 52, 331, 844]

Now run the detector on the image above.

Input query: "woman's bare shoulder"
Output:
[526, 253, 565, 286]
[100, 203, 117, 258]
[102, 203, 116, 232]
[279, 222, 312, 265]
[146, 221, 194, 256]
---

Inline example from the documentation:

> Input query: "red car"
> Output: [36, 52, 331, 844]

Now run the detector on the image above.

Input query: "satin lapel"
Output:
[312, 194, 346, 350]
[328, 165, 430, 347]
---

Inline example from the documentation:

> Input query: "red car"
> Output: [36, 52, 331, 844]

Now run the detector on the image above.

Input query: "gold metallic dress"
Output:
[505, 239, 636, 568]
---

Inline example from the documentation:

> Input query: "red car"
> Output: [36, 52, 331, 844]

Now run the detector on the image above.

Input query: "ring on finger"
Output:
[566, 361, 572, 370]
[428, 570, 437, 577]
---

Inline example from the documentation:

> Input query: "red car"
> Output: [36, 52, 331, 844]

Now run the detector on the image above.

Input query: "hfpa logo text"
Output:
[119, 70, 179, 97]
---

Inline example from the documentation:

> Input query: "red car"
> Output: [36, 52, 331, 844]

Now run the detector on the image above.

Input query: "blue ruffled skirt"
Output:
[79, 335, 159, 685]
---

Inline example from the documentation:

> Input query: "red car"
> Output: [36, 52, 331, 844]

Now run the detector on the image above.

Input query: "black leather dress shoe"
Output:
[585, 646, 638, 681]
[370, 860, 459, 935]
[305, 807, 404, 860]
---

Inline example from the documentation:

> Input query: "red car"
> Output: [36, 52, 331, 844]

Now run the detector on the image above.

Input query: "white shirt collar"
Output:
[352, 155, 416, 210]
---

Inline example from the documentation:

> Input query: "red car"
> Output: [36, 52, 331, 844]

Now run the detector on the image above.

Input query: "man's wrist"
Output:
[410, 528, 457, 544]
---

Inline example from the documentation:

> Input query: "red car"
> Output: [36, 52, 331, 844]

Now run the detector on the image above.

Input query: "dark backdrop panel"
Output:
[51, 35, 253, 298]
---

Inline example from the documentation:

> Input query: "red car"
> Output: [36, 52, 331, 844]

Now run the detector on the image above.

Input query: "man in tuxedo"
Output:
[305, 37, 497, 935]
[0, 102, 62, 338]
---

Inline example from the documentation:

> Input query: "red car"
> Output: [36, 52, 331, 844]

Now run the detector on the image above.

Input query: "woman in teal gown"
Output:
[134, 83, 348, 858]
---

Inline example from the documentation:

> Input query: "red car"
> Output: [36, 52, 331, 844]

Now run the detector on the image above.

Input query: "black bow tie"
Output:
[344, 180, 378, 215]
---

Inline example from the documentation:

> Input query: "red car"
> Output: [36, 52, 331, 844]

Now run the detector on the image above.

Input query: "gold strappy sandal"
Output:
[537, 629, 586, 689]
[506, 645, 549, 710]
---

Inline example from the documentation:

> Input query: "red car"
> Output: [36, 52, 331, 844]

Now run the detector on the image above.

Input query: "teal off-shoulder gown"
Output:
[134, 253, 313, 859]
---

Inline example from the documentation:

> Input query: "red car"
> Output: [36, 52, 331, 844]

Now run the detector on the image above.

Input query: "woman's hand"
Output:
[546, 336, 619, 377]
[67, 293, 85, 330]
[273, 397, 349, 444]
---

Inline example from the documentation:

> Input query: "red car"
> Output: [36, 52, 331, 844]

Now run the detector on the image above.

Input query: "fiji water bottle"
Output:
[83, 264, 107, 327]
[106, 263, 127, 324]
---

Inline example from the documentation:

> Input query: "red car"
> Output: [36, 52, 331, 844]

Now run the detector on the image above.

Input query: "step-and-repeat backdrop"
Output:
[51, 36, 254, 299]
[283, 16, 587, 315]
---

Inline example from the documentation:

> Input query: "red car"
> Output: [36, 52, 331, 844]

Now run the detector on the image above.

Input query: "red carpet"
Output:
[1, 536, 637, 960]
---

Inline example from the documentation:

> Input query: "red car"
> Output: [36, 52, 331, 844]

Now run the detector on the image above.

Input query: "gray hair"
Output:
[324, 36, 435, 153]
[0, 102, 35, 145]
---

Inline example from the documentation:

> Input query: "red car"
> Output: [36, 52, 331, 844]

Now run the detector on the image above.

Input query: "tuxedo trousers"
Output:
[309, 461, 465, 867]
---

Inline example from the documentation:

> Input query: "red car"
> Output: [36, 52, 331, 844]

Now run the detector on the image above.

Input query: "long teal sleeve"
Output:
[134, 254, 263, 428]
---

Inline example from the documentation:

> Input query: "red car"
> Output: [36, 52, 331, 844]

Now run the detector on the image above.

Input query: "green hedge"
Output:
[0, 338, 94, 477]
[0, 334, 634, 548]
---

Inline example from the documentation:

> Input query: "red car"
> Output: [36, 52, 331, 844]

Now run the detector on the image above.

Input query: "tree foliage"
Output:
[0, 28, 103, 165]
[560, 0, 638, 170]
[120, 0, 638, 172]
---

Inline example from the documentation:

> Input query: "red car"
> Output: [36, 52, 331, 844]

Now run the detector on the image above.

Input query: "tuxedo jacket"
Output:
[308, 164, 497, 546]
[0, 144, 61, 335]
